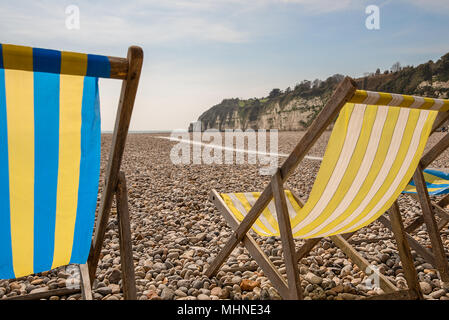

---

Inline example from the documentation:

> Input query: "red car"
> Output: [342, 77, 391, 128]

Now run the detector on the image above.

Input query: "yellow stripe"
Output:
[234, 193, 274, 235]
[422, 172, 449, 185]
[347, 110, 437, 232]
[300, 107, 400, 237]
[2, 44, 33, 71]
[221, 194, 246, 221]
[350, 90, 448, 110]
[335, 109, 421, 234]
[405, 186, 445, 193]
[251, 192, 279, 234]
[427, 187, 444, 192]
[296, 105, 378, 236]
[403, 186, 417, 193]
[441, 100, 449, 112]
[51, 73, 84, 269]
[4, 46, 35, 277]
[377, 92, 392, 106]
[349, 90, 368, 103]
[221, 194, 269, 236]
[60, 52, 88, 76]
[291, 103, 355, 227]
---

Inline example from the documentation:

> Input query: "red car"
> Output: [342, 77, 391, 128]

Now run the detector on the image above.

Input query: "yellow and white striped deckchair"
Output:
[207, 77, 449, 300]
[0, 43, 143, 300]
[221, 90, 449, 239]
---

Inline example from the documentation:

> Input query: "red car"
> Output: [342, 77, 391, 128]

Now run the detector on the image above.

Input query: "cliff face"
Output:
[195, 53, 449, 131]
[198, 95, 326, 131]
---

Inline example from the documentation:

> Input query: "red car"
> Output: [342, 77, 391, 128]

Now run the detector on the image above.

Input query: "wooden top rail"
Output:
[0, 43, 129, 79]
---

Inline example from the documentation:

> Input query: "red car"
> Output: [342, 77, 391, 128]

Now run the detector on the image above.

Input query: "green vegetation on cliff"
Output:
[196, 52, 449, 131]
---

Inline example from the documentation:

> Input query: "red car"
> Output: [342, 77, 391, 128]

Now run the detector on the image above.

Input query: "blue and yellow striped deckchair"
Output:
[0, 44, 143, 300]
[207, 78, 449, 300]
[403, 169, 449, 195]
[400, 166, 449, 284]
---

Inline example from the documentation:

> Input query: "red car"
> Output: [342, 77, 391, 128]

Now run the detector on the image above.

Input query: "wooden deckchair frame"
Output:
[382, 123, 449, 284]
[351, 115, 449, 284]
[338, 115, 449, 284]
[205, 77, 426, 300]
[4, 45, 143, 300]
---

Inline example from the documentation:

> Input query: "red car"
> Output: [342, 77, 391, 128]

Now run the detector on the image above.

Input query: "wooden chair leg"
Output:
[414, 164, 449, 283]
[388, 201, 424, 299]
[79, 263, 93, 300]
[407, 194, 449, 233]
[116, 171, 137, 300]
[208, 190, 291, 299]
[405, 215, 424, 234]
[272, 170, 303, 299]
[88, 46, 143, 282]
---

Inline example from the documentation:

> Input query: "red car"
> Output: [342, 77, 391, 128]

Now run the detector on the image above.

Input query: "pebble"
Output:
[161, 288, 174, 300]
[3, 133, 449, 300]
[420, 282, 433, 295]
[304, 272, 323, 285]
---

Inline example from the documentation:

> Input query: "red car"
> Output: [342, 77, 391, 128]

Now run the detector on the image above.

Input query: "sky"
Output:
[1, 0, 449, 131]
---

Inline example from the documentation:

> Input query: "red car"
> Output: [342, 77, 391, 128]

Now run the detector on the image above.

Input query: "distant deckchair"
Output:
[0, 43, 143, 300]
[403, 169, 449, 196]
[206, 77, 449, 300]
[398, 163, 449, 283]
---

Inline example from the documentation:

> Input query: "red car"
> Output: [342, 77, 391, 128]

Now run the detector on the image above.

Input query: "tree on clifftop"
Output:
[391, 61, 402, 73]
[268, 88, 282, 98]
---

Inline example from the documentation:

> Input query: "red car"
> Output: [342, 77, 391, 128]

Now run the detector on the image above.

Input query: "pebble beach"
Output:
[1, 131, 449, 300]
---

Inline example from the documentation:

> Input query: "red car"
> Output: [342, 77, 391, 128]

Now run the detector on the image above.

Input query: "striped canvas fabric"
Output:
[350, 90, 449, 111]
[220, 98, 438, 239]
[403, 169, 449, 195]
[0, 44, 104, 279]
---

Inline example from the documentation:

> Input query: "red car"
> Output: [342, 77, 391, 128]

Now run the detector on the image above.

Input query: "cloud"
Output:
[0, 0, 250, 51]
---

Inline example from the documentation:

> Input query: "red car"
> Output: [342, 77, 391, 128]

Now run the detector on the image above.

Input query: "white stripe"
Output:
[318, 107, 411, 237]
[410, 96, 424, 109]
[363, 91, 380, 105]
[388, 94, 404, 106]
[227, 193, 269, 236]
[343, 110, 431, 232]
[245, 193, 278, 234]
[430, 99, 444, 111]
[284, 194, 300, 219]
[299, 106, 389, 238]
[291, 105, 366, 234]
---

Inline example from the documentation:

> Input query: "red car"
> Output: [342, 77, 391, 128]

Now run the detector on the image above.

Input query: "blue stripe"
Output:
[33, 48, 61, 74]
[404, 188, 449, 195]
[86, 54, 110, 78]
[403, 169, 449, 195]
[0, 67, 15, 279]
[70, 77, 101, 264]
[33, 71, 60, 273]
[429, 189, 449, 195]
